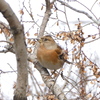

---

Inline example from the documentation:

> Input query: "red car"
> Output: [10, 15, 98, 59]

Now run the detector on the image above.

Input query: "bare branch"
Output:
[0, 0, 28, 99]
[0, 40, 13, 46]
[28, 0, 67, 99]
[0, 70, 17, 74]
[38, 0, 51, 37]
[76, 1, 98, 20]
[23, 2, 40, 27]
[0, 21, 10, 29]
[57, 0, 99, 25]
[29, 0, 53, 66]
[35, 62, 68, 100]
[85, 37, 100, 44]
[91, 0, 99, 10]
[64, 5, 71, 31]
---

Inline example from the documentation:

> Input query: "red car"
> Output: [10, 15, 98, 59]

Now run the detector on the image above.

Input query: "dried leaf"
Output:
[47, 94, 55, 99]
[71, 39, 75, 44]
[90, 81, 94, 84]
[26, 32, 30, 36]
[89, 61, 93, 65]
[92, 35, 96, 39]
[13, 82, 16, 89]
[9, 37, 14, 42]
[62, 32, 67, 36]
[41, 6, 44, 10]
[64, 55, 69, 60]
[3, 28, 10, 36]
[62, 36, 69, 40]
[80, 42, 84, 47]
[34, 33, 38, 36]
[57, 21, 59, 26]
[0, 29, 2, 34]
[86, 94, 92, 99]
[19, 9, 24, 15]
[40, 83, 45, 87]
[27, 48, 32, 53]
[83, 57, 86, 61]
[30, 41, 36, 45]
[56, 33, 59, 37]
[88, 35, 91, 37]
[27, 39, 31, 44]
[26, 92, 32, 96]
[57, 33, 62, 37]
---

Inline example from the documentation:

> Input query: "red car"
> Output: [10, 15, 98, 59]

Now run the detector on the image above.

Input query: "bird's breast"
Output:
[37, 46, 64, 70]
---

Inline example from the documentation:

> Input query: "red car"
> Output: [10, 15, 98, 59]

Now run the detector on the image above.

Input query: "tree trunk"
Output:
[13, 25, 28, 100]
[0, 0, 28, 99]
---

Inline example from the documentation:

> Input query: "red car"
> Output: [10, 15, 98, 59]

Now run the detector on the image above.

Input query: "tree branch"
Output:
[28, 1, 68, 99]
[0, 0, 28, 99]
[35, 62, 67, 100]
[57, 0, 99, 25]
[38, 0, 52, 37]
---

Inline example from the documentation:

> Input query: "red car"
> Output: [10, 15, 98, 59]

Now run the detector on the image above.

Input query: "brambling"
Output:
[37, 35, 70, 70]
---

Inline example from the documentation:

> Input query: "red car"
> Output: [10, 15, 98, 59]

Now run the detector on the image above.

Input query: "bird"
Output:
[37, 35, 71, 70]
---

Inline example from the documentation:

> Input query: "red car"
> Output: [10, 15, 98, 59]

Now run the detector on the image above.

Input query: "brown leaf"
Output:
[92, 35, 96, 39]
[3, 28, 10, 36]
[19, 9, 24, 15]
[0, 29, 2, 34]
[83, 57, 86, 61]
[71, 39, 75, 44]
[13, 82, 16, 89]
[26, 92, 32, 96]
[47, 94, 55, 100]
[57, 21, 59, 26]
[27, 39, 31, 44]
[30, 41, 36, 45]
[80, 42, 84, 47]
[26, 32, 30, 36]
[86, 94, 92, 99]
[27, 48, 32, 53]
[40, 83, 45, 87]
[9, 37, 14, 42]
[34, 33, 38, 36]
[63, 36, 69, 40]
[62, 32, 67, 36]
[89, 61, 93, 65]
[88, 35, 91, 37]
[41, 6, 44, 10]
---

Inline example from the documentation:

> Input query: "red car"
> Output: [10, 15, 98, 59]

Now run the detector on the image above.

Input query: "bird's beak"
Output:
[37, 38, 42, 43]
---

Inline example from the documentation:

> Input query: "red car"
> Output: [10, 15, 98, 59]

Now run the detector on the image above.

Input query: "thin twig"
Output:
[0, 70, 17, 74]
[7, 63, 17, 74]
[64, 0, 71, 31]
[85, 37, 100, 44]
[0, 40, 13, 46]
[57, 0, 99, 25]
[23, 1, 40, 27]
[38, 0, 51, 37]
[28, 66, 44, 94]
[76, 0, 98, 20]
[91, 0, 99, 10]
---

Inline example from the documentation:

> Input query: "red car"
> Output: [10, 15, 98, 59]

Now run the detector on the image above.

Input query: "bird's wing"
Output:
[55, 46, 73, 64]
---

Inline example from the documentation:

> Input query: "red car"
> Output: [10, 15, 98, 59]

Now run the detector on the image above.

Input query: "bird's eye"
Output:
[44, 38, 48, 41]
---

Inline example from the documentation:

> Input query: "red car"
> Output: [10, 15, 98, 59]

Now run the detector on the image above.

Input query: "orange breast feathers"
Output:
[36, 35, 64, 70]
